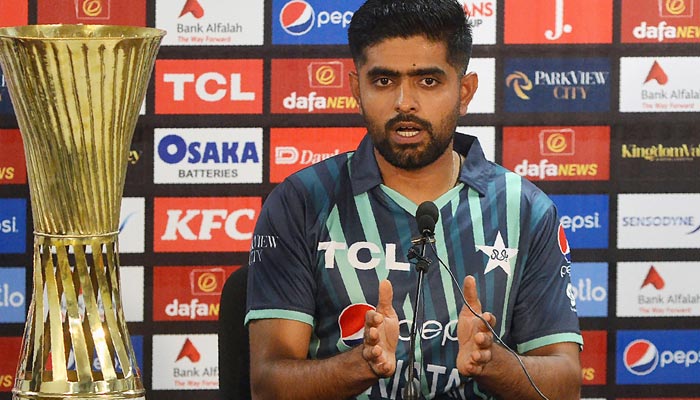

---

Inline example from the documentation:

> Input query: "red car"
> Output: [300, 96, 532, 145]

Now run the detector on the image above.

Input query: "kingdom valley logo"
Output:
[622, 0, 700, 43]
[620, 57, 700, 112]
[37, 0, 145, 26]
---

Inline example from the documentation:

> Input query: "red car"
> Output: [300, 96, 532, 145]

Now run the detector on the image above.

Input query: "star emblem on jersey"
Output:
[476, 231, 518, 276]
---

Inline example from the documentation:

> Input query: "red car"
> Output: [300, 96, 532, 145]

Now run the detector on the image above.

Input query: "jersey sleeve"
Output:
[244, 180, 317, 327]
[510, 199, 583, 353]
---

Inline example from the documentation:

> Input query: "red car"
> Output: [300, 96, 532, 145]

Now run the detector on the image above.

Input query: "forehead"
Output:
[358, 35, 451, 73]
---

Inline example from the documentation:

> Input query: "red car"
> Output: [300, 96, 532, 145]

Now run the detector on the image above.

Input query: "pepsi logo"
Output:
[624, 339, 659, 376]
[338, 303, 375, 348]
[280, 0, 315, 36]
[558, 223, 571, 263]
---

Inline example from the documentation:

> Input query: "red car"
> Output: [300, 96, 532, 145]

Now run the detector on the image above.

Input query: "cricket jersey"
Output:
[246, 133, 583, 399]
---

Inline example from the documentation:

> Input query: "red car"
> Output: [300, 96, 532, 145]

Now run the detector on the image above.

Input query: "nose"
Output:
[395, 82, 418, 113]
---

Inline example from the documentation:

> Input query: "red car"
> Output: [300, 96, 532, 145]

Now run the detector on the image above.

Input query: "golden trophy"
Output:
[0, 25, 164, 399]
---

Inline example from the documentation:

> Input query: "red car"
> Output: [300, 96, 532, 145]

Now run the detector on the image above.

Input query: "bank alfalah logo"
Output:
[644, 61, 669, 85]
[180, 0, 204, 19]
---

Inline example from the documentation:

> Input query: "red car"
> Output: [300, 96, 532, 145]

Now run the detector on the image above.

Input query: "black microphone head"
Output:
[415, 201, 439, 235]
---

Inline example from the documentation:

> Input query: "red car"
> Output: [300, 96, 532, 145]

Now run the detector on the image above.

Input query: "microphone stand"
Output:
[403, 234, 433, 400]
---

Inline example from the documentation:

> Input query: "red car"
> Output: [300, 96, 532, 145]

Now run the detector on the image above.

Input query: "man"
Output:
[245, 0, 583, 398]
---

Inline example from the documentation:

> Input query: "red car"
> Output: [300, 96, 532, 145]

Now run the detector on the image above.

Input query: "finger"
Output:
[482, 312, 497, 329]
[462, 276, 482, 314]
[377, 279, 394, 314]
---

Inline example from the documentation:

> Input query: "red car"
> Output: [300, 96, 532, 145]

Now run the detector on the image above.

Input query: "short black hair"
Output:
[348, 0, 473, 73]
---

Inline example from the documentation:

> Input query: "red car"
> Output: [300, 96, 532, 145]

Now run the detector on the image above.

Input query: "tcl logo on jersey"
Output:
[617, 330, 700, 384]
[622, 0, 700, 43]
[0, 337, 22, 392]
[0, 130, 26, 184]
[154, 197, 261, 252]
[620, 57, 700, 112]
[580, 331, 607, 385]
[270, 127, 364, 183]
[505, 0, 612, 44]
[152, 334, 218, 390]
[271, 59, 358, 114]
[0, 198, 26, 254]
[0, 0, 28, 26]
[153, 266, 237, 321]
[272, 0, 364, 45]
[154, 128, 263, 184]
[155, 59, 263, 115]
[459, 0, 497, 45]
[37, 0, 146, 25]
[502, 126, 610, 181]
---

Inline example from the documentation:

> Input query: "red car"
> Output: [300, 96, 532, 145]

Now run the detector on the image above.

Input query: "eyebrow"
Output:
[365, 66, 448, 79]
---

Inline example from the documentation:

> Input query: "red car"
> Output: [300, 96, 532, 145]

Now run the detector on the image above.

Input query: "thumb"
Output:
[462, 276, 482, 315]
[377, 280, 394, 314]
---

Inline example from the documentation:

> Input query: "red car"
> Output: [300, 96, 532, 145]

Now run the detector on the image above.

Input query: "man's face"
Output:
[350, 35, 477, 170]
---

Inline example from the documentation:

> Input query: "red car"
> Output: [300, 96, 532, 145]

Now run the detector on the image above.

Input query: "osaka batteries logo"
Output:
[280, 0, 315, 36]
[338, 303, 375, 347]
[624, 339, 659, 375]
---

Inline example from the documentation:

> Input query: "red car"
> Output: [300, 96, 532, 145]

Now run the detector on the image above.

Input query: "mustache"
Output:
[384, 114, 433, 133]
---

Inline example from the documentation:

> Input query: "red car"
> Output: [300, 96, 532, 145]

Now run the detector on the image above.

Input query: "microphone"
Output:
[403, 201, 438, 400]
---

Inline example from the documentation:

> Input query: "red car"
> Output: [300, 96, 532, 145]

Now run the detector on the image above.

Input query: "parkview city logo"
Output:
[155, 59, 263, 115]
[0, 337, 22, 392]
[270, 127, 365, 183]
[504, 58, 611, 112]
[272, 0, 363, 44]
[153, 197, 261, 252]
[580, 331, 607, 385]
[154, 128, 263, 184]
[152, 334, 218, 390]
[622, 0, 700, 43]
[502, 126, 610, 181]
[617, 330, 700, 384]
[0, 0, 28, 26]
[617, 262, 700, 317]
[155, 0, 263, 46]
[460, 0, 497, 45]
[37, 0, 145, 25]
[153, 266, 237, 321]
[504, 0, 612, 44]
[620, 57, 700, 112]
[271, 59, 358, 114]
[0, 130, 26, 185]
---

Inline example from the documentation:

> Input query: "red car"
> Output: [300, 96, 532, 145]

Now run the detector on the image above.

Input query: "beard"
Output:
[367, 111, 458, 171]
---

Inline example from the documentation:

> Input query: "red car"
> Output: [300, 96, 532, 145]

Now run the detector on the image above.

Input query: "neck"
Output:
[376, 147, 460, 205]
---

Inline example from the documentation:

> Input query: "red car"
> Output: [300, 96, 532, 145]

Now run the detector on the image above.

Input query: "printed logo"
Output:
[0, 337, 22, 392]
[624, 339, 660, 376]
[620, 57, 700, 112]
[37, 0, 145, 25]
[617, 262, 700, 317]
[504, 0, 613, 44]
[0, 267, 26, 323]
[270, 127, 364, 183]
[504, 58, 611, 113]
[460, 0, 497, 45]
[550, 194, 609, 249]
[0, 130, 26, 184]
[622, 0, 700, 43]
[152, 334, 218, 390]
[0, 0, 28, 26]
[153, 266, 237, 321]
[618, 330, 700, 384]
[156, 0, 263, 46]
[154, 128, 263, 184]
[503, 126, 610, 182]
[0, 198, 26, 254]
[338, 303, 375, 348]
[570, 263, 608, 317]
[154, 197, 261, 253]
[618, 193, 700, 249]
[155, 59, 263, 115]
[558, 224, 571, 264]
[476, 231, 518, 276]
[456, 127, 496, 162]
[580, 331, 607, 385]
[272, 0, 364, 45]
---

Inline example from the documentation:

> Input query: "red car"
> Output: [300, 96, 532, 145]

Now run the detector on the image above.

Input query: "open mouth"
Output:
[394, 122, 423, 138]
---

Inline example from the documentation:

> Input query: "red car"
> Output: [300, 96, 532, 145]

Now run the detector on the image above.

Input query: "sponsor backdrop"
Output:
[0, 0, 699, 399]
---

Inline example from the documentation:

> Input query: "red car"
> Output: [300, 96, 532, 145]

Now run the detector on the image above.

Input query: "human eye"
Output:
[421, 77, 440, 87]
[373, 77, 392, 87]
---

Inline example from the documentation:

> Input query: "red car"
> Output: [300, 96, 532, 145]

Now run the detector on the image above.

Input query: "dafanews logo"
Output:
[504, 0, 612, 44]
[618, 193, 700, 249]
[270, 127, 365, 183]
[617, 330, 700, 384]
[570, 263, 608, 317]
[0, 130, 26, 184]
[153, 266, 237, 321]
[155, 0, 263, 46]
[620, 57, 700, 112]
[580, 331, 607, 385]
[622, 0, 700, 43]
[154, 197, 261, 252]
[617, 262, 700, 317]
[0, 337, 22, 392]
[272, 0, 364, 44]
[155, 59, 263, 115]
[502, 126, 610, 181]
[504, 58, 611, 112]
[152, 334, 218, 390]
[0, 267, 26, 323]
[460, 0, 497, 45]
[154, 128, 262, 184]
[37, 0, 145, 25]
[271, 59, 358, 114]
[0, 198, 26, 254]
[550, 194, 609, 249]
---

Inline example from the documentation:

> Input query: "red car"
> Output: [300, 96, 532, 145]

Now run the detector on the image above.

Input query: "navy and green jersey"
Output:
[245, 133, 583, 399]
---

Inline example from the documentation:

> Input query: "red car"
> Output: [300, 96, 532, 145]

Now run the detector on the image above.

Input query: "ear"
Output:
[459, 72, 478, 116]
[349, 70, 363, 115]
